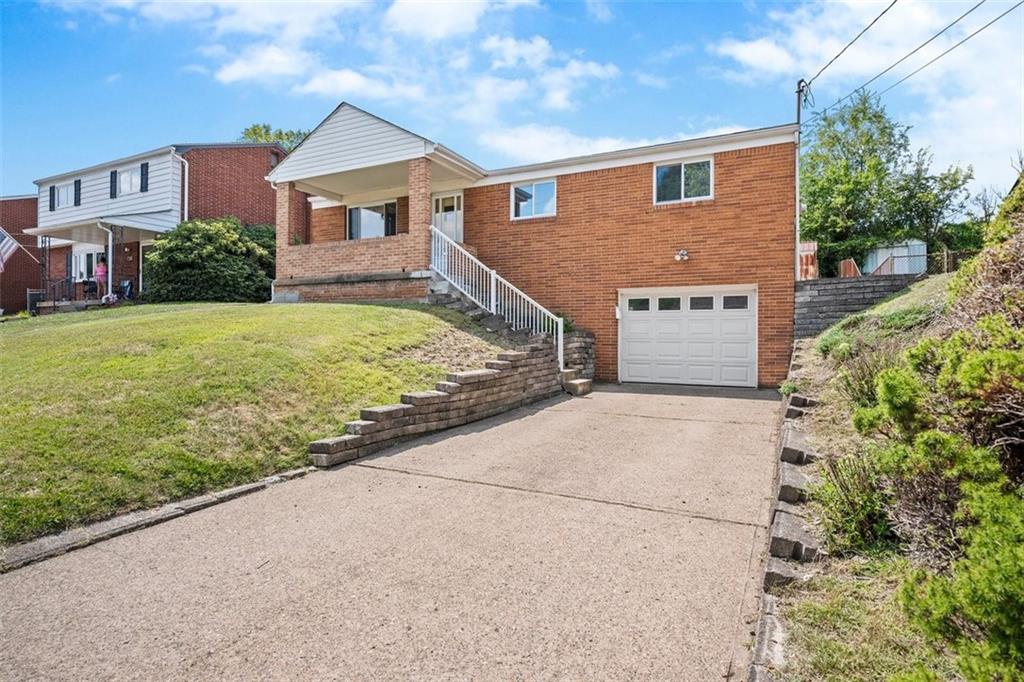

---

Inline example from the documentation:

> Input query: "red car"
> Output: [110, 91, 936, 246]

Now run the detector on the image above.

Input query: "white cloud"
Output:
[710, 37, 795, 79]
[384, 0, 490, 40]
[584, 0, 612, 23]
[635, 71, 670, 89]
[216, 44, 314, 83]
[482, 35, 552, 70]
[709, 0, 1024, 189]
[295, 68, 426, 101]
[539, 58, 619, 110]
[480, 123, 672, 163]
[103, 72, 122, 83]
[458, 75, 529, 125]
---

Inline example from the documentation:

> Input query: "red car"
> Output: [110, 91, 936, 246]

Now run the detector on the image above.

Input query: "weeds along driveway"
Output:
[0, 385, 780, 680]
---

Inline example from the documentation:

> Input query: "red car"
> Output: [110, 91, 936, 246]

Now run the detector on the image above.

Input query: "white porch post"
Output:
[106, 228, 113, 298]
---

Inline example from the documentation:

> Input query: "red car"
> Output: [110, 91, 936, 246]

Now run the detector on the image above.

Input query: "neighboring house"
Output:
[269, 103, 798, 388]
[27, 143, 286, 301]
[863, 239, 928, 275]
[0, 195, 42, 314]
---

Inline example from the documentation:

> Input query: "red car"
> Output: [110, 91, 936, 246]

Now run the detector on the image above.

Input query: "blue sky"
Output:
[2, 1, 1022, 196]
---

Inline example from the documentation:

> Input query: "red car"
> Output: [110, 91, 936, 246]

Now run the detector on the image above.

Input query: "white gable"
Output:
[268, 103, 433, 182]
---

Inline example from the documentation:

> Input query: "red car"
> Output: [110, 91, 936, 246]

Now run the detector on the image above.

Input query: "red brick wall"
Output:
[463, 143, 796, 386]
[184, 146, 282, 225]
[310, 206, 347, 243]
[0, 197, 42, 313]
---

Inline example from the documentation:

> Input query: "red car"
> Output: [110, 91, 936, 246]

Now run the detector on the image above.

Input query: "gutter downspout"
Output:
[173, 152, 189, 222]
[96, 222, 113, 301]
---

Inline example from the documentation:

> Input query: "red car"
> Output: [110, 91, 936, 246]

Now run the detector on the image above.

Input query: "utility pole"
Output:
[794, 79, 807, 279]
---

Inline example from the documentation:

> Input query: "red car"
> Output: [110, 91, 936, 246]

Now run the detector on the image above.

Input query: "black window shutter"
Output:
[73, 179, 82, 206]
[110, 170, 118, 199]
[49, 185, 56, 211]
[140, 162, 149, 192]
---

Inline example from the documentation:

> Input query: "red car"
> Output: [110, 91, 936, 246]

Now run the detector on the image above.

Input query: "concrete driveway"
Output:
[0, 385, 780, 681]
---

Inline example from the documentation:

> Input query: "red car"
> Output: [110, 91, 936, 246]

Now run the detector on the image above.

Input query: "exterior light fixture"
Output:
[674, 249, 689, 262]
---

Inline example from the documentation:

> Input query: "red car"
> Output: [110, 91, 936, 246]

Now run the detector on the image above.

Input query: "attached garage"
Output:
[618, 286, 758, 387]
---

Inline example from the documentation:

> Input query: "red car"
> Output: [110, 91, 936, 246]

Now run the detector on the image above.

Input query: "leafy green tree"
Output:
[143, 217, 272, 303]
[801, 92, 975, 275]
[239, 123, 308, 151]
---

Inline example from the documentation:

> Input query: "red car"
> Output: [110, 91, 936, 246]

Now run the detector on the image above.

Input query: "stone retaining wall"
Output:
[563, 330, 595, 380]
[794, 274, 919, 338]
[310, 343, 562, 467]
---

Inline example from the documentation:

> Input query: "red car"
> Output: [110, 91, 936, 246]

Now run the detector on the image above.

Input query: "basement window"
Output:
[654, 158, 712, 204]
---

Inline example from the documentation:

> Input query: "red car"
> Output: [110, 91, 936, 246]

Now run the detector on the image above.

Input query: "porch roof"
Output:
[25, 218, 164, 245]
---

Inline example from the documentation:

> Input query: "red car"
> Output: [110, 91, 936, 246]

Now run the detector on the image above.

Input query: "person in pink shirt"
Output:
[94, 256, 108, 300]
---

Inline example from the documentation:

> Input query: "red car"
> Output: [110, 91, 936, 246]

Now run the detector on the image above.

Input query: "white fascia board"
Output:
[308, 197, 344, 209]
[267, 142, 432, 184]
[34, 147, 177, 186]
[474, 125, 797, 187]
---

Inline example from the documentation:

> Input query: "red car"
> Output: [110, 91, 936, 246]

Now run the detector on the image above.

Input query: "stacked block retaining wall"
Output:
[794, 274, 919, 338]
[309, 343, 561, 467]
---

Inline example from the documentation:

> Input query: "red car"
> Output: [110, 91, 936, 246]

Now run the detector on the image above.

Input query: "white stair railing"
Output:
[430, 226, 563, 370]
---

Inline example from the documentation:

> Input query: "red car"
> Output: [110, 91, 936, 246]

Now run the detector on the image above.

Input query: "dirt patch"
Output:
[392, 325, 513, 372]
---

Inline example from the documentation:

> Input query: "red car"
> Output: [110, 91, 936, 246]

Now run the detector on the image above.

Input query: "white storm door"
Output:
[433, 193, 463, 243]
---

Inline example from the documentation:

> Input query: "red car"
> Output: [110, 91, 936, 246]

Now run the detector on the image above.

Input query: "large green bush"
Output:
[143, 217, 272, 303]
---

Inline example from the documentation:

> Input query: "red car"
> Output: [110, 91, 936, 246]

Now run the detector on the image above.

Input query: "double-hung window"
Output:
[347, 201, 397, 240]
[55, 183, 74, 208]
[654, 159, 712, 204]
[511, 179, 556, 219]
[118, 167, 141, 196]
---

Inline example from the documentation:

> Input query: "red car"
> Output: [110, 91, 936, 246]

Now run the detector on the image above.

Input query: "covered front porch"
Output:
[273, 153, 484, 303]
[25, 220, 157, 307]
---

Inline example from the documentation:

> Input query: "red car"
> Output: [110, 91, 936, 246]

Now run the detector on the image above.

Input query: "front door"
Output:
[433, 192, 463, 242]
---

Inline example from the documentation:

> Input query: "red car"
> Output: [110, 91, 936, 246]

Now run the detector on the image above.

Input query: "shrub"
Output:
[878, 305, 937, 332]
[779, 380, 799, 396]
[240, 223, 276, 279]
[814, 454, 894, 553]
[901, 480, 1024, 680]
[873, 367, 930, 440]
[837, 343, 901, 408]
[143, 217, 272, 303]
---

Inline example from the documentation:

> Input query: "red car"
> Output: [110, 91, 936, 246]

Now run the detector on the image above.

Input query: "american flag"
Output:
[0, 226, 21, 273]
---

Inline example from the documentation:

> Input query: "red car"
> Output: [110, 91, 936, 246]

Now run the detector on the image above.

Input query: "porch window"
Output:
[348, 201, 397, 240]
[72, 250, 106, 281]
[511, 179, 556, 219]
[654, 159, 712, 204]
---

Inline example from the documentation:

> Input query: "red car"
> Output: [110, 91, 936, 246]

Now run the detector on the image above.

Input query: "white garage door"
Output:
[619, 287, 758, 387]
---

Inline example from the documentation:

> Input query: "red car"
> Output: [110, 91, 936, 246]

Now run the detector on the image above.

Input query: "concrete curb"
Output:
[0, 467, 316, 574]
[748, 595, 785, 681]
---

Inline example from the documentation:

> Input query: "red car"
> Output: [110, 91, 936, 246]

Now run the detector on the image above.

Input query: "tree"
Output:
[801, 91, 975, 276]
[143, 217, 272, 303]
[239, 123, 308, 152]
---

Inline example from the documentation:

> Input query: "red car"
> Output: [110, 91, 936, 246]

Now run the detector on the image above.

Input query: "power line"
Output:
[878, 0, 1023, 96]
[805, 0, 1023, 123]
[806, 0, 899, 86]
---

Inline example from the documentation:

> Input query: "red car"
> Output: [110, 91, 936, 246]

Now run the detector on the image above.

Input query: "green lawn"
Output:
[0, 303, 504, 545]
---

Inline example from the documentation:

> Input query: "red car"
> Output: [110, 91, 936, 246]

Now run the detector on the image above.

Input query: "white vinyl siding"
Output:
[37, 152, 181, 232]
[269, 104, 431, 182]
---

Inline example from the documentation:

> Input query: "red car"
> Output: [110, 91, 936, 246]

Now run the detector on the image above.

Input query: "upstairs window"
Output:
[511, 179, 556, 219]
[348, 201, 397, 240]
[55, 183, 74, 208]
[118, 167, 141, 196]
[654, 159, 712, 204]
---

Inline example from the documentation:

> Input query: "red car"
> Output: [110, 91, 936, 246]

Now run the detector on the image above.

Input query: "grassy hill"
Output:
[0, 303, 508, 545]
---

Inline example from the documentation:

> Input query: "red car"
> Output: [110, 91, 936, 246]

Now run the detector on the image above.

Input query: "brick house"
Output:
[269, 104, 798, 388]
[0, 195, 42, 314]
[28, 143, 285, 302]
